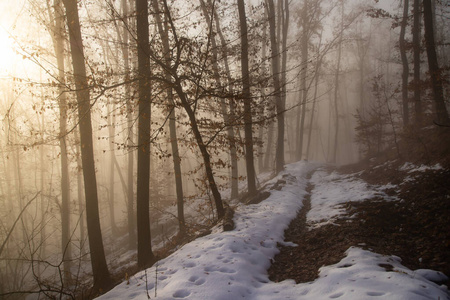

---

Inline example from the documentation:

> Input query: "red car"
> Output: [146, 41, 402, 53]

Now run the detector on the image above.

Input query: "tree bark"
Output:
[332, 0, 344, 164]
[258, 13, 268, 172]
[75, 127, 86, 255]
[413, 0, 422, 123]
[135, 0, 155, 269]
[423, 0, 450, 124]
[174, 84, 225, 218]
[399, 0, 410, 126]
[62, 0, 111, 290]
[281, 0, 289, 159]
[306, 54, 322, 160]
[298, 0, 308, 161]
[107, 100, 118, 236]
[119, 0, 137, 250]
[266, 0, 284, 173]
[237, 0, 256, 195]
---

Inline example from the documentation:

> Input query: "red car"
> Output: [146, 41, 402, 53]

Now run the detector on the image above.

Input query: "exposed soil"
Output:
[268, 160, 450, 287]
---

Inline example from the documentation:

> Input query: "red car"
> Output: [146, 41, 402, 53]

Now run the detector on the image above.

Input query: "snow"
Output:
[97, 161, 449, 300]
[399, 162, 443, 173]
[307, 169, 397, 228]
[307, 170, 378, 228]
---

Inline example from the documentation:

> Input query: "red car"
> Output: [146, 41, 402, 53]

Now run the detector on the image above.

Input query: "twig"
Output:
[155, 261, 158, 298]
[145, 269, 150, 299]
[0, 192, 41, 257]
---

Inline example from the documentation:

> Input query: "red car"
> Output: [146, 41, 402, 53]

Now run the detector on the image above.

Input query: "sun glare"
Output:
[0, 27, 18, 76]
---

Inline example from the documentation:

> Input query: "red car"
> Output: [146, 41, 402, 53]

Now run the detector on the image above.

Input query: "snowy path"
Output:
[98, 162, 449, 300]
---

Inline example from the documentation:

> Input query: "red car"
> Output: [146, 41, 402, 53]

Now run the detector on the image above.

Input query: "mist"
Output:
[0, 0, 449, 298]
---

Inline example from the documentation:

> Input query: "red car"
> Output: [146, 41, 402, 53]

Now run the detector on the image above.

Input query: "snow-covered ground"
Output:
[97, 161, 449, 300]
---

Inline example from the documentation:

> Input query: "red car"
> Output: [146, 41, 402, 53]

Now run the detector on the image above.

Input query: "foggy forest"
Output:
[0, 0, 449, 299]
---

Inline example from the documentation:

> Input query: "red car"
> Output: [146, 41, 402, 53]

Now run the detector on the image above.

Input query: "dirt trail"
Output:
[268, 166, 450, 286]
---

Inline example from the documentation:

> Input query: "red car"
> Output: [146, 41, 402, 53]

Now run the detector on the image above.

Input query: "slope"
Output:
[97, 161, 449, 299]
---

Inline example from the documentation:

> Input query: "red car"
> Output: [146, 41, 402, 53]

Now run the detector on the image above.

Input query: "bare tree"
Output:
[210, 0, 239, 199]
[266, 0, 284, 173]
[152, 0, 185, 235]
[200, 0, 239, 200]
[412, 0, 422, 123]
[423, 0, 449, 125]
[237, 0, 257, 195]
[118, 0, 137, 250]
[46, 0, 72, 285]
[399, 0, 410, 126]
[62, 0, 112, 290]
[158, 0, 225, 218]
[135, 0, 156, 269]
[332, 0, 344, 164]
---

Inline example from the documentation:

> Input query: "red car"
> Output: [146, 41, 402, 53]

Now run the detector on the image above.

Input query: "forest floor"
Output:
[268, 158, 450, 287]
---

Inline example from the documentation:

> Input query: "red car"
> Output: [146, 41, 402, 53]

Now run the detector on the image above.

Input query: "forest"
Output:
[0, 0, 449, 298]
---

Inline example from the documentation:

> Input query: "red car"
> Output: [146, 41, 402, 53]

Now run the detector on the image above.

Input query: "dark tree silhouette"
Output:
[412, 0, 422, 123]
[423, 0, 450, 125]
[266, 0, 284, 173]
[62, 0, 112, 291]
[237, 0, 257, 195]
[399, 0, 410, 126]
[135, 0, 155, 269]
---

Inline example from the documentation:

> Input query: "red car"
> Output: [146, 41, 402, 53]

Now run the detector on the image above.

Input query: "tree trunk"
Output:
[399, 0, 410, 126]
[39, 118, 46, 271]
[62, 0, 111, 290]
[237, 0, 256, 195]
[332, 1, 344, 164]
[75, 127, 86, 255]
[298, 0, 308, 161]
[200, 0, 239, 200]
[413, 0, 422, 123]
[107, 100, 118, 236]
[118, 0, 137, 250]
[50, 0, 72, 285]
[281, 0, 289, 159]
[266, 0, 284, 173]
[159, 0, 224, 218]
[152, 0, 185, 235]
[423, 0, 450, 124]
[174, 84, 225, 218]
[135, 0, 155, 269]
[209, 0, 238, 198]
[258, 13, 268, 172]
[306, 60, 321, 160]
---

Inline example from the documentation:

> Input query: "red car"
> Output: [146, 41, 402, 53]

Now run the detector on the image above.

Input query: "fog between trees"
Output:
[0, 0, 448, 297]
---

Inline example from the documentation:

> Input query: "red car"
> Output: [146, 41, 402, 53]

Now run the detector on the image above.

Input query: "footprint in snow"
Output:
[219, 267, 236, 274]
[188, 275, 205, 286]
[165, 269, 177, 275]
[366, 291, 385, 296]
[183, 261, 196, 268]
[173, 289, 191, 298]
[329, 292, 344, 298]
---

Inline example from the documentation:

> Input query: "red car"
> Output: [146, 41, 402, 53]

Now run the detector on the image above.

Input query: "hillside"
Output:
[96, 159, 450, 300]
